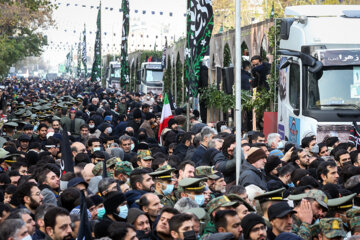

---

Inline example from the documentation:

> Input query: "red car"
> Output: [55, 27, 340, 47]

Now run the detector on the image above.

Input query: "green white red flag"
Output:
[158, 94, 173, 144]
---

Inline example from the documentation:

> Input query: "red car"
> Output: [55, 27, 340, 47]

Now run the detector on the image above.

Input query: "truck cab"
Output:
[106, 61, 121, 89]
[137, 62, 163, 94]
[277, 5, 360, 144]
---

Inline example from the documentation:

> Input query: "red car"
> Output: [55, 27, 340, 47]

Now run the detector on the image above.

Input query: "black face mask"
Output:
[183, 230, 196, 240]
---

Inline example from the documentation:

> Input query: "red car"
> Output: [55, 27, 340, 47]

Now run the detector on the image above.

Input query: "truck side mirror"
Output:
[293, 109, 300, 116]
[280, 57, 293, 69]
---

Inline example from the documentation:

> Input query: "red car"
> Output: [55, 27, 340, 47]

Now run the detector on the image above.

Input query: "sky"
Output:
[41, 0, 187, 71]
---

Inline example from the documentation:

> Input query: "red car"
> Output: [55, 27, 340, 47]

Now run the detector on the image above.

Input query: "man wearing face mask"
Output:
[150, 165, 176, 207]
[169, 213, 195, 240]
[94, 192, 128, 238]
[178, 178, 207, 207]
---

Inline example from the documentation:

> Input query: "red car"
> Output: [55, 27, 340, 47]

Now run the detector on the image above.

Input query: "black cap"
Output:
[18, 134, 31, 142]
[67, 177, 88, 189]
[268, 202, 297, 221]
[23, 124, 34, 131]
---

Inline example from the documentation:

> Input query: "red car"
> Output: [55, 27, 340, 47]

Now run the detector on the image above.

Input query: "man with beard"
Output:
[214, 210, 243, 240]
[17, 134, 31, 153]
[140, 113, 156, 139]
[153, 207, 180, 240]
[119, 135, 136, 162]
[51, 120, 61, 134]
[289, 189, 328, 240]
[7, 209, 36, 236]
[44, 207, 73, 240]
[38, 169, 60, 206]
[127, 208, 151, 237]
[15, 182, 43, 216]
[128, 108, 143, 137]
[241, 213, 267, 240]
[212, 172, 227, 197]
[125, 168, 155, 208]
[267, 202, 297, 240]
[290, 148, 310, 170]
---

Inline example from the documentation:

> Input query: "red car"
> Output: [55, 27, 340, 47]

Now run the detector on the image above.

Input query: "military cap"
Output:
[52, 116, 61, 121]
[327, 193, 356, 210]
[185, 207, 208, 221]
[346, 208, 360, 218]
[207, 195, 239, 215]
[114, 161, 134, 176]
[137, 149, 154, 160]
[319, 218, 346, 238]
[149, 165, 175, 180]
[226, 194, 255, 212]
[92, 157, 121, 176]
[4, 122, 18, 128]
[288, 189, 328, 209]
[178, 177, 207, 193]
[23, 110, 32, 118]
[195, 166, 219, 180]
[310, 223, 321, 239]
[254, 187, 285, 203]
[15, 109, 25, 116]
[350, 216, 360, 230]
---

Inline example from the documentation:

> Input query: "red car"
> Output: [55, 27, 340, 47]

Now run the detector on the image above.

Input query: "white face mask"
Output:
[89, 124, 95, 129]
[130, 143, 135, 151]
[21, 234, 32, 240]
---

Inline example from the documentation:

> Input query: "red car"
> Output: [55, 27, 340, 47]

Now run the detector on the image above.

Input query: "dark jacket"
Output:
[238, 161, 268, 191]
[94, 215, 114, 238]
[191, 144, 207, 165]
[241, 69, 251, 90]
[164, 129, 178, 148]
[174, 143, 189, 160]
[32, 228, 45, 240]
[125, 189, 147, 208]
[213, 151, 236, 184]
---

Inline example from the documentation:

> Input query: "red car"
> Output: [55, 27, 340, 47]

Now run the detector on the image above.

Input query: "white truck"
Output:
[277, 5, 360, 145]
[106, 61, 121, 89]
[136, 62, 163, 94]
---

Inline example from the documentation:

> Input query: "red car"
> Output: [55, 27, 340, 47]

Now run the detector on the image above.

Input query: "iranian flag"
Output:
[158, 93, 173, 144]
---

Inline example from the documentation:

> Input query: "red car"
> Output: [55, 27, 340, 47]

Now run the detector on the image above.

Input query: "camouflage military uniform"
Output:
[292, 214, 312, 240]
[114, 161, 134, 176]
[319, 218, 346, 239]
[92, 157, 121, 177]
[155, 191, 176, 207]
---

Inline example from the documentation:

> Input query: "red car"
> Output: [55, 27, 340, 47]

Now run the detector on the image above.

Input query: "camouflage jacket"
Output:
[292, 215, 312, 240]
[155, 191, 175, 207]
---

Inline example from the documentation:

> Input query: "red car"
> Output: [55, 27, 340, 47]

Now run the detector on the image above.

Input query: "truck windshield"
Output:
[111, 66, 121, 79]
[307, 66, 360, 109]
[145, 70, 163, 82]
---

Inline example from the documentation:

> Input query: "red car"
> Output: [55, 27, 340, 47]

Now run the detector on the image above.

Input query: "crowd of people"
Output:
[0, 77, 358, 240]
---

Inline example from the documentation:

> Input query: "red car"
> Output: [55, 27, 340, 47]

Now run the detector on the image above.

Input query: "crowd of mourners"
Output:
[0, 77, 359, 240]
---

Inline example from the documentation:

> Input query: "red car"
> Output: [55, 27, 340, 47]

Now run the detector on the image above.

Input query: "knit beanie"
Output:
[241, 213, 266, 239]
[104, 192, 126, 213]
[247, 148, 267, 164]
[127, 208, 146, 225]
[265, 155, 282, 174]
[90, 195, 104, 206]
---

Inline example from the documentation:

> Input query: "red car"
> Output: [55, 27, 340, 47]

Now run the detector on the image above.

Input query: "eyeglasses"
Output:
[32, 192, 42, 197]
[251, 225, 267, 233]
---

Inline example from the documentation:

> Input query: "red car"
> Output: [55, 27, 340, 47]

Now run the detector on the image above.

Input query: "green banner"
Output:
[120, 0, 130, 87]
[91, 3, 102, 82]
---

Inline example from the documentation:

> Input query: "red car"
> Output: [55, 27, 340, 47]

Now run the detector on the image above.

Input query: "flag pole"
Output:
[235, 0, 242, 184]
